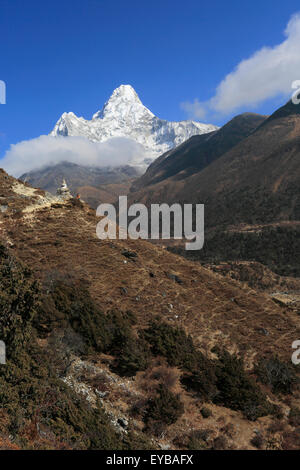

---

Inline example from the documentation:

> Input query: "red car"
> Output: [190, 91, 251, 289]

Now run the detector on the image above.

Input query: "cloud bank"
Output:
[181, 13, 300, 119]
[1, 135, 147, 177]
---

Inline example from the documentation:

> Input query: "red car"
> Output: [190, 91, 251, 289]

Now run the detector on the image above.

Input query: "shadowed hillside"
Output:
[128, 101, 300, 275]
[131, 113, 266, 191]
[129, 101, 300, 227]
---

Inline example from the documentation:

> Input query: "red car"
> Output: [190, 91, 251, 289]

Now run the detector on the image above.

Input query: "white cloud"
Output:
[182, 13, 300, 118]
[180, 99, 206, 120]
[1, 135, 147, 177]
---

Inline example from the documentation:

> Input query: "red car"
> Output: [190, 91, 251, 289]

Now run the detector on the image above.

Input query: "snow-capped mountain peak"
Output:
[50, 84, 218, 166]
[92, 84, 154, 122]
[95, 84, 144, 114]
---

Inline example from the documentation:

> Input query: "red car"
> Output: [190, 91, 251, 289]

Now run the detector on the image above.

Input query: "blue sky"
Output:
[0, 0, 300, 163]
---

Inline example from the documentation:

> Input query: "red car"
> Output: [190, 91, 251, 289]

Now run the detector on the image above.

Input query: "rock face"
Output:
[50, 84, 218, 167]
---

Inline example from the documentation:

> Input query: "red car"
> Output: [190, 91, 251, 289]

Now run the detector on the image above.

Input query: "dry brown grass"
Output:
[1, 168, 300, 450]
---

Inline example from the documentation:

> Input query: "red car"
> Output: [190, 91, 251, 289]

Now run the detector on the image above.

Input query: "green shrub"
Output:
[187, 430, 210, 450]
[112, 336, 150, 377]
[255, 356, 298, 394]
[288, 407, 300, 427]
[211, 435, 228, 450]
[144, 320, 218, 399]
[181, 367, 218, 401]
[144, 320, 198, 369]
[282, 430, 300, 450]
[0, 246, 39, 359]
[36, 281, 113, 352]
[0, 247, 125, 449]
[144, 385, 184, 430]
[214, 350, 273, 421]
[250, 434, 264, 449]
[200, 407, 212, 418]
[36, 284, 149, 376]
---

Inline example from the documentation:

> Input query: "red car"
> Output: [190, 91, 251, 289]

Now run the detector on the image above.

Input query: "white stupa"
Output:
[56, 179, 72, 199]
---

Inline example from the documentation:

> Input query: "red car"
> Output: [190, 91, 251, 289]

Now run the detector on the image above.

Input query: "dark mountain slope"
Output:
[128, 101, 300, 276]
[261, 98, 300, 124]
[179, 101, 300, 227]
[129, 101, 300, 227]
[131, 113, 266, 191]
